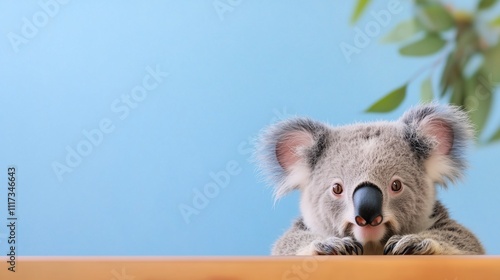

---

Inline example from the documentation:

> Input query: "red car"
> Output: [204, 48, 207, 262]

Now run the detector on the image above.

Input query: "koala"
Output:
[256, 104, 484, 255]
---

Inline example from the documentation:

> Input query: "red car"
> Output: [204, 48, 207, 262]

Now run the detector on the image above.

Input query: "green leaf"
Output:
[487, 126, 500, 143]
[399, 33, 447, 56]
[415, 0, 439, 5]
[439, 52, 456, 97]
[420, 77, 434, 103]
[365, 84, 407, 113]
[478, 0, 497, 10]
[449, 79, 465, 107]
[381, 19, 423, 44]
[490, 16, 500, 26]
[456, 28, 479, 56]
[416, 4, 455, 32]
[481, 43, 500, 82]
[465, 72, 492, 136]
[351, 0, 371, 24]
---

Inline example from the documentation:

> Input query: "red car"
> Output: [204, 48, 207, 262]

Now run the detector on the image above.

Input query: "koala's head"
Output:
[256, 104, 473, 245]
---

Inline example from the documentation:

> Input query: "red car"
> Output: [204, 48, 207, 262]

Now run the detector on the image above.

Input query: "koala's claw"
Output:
[384, 234, 440, 255]
[383, 242, 395, 255]
[313, 237, 363, 255]
[344, 241, 362, 255]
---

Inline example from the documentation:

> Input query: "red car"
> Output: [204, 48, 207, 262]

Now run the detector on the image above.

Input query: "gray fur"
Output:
[255, 118, 330, 199]
[257, 104, 484, 255]
[400, 104, 474, 186]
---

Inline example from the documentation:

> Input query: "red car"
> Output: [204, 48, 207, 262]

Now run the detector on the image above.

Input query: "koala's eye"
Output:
[391, 180, 403, 192]
[331, 183, 343, 195]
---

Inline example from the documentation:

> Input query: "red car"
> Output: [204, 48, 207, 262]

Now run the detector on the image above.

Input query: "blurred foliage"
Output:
[352, 0, 500, 144]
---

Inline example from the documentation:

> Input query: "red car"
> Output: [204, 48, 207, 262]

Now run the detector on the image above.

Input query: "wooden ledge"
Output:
[1, 256, 499, 280]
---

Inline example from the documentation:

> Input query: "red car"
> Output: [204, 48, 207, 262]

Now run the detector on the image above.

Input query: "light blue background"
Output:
[1, 1, 499, 256]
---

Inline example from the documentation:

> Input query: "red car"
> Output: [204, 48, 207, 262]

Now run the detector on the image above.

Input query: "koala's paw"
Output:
[383, 234, 443, 255]
[297, 237, 363, 255]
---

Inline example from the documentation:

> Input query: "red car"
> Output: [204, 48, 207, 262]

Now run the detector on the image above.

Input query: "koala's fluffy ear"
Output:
[256, 118, 330, 199]
[400, 104, 474, 186]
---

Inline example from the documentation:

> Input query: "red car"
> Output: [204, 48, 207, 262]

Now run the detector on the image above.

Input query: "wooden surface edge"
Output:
[0, 256, 499, 280]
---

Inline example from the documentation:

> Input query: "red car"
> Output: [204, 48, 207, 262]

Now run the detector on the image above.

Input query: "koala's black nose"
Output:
[353, 183, 383, 227]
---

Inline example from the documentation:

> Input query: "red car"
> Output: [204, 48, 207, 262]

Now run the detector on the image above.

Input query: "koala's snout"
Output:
[353, 183, 383, 227]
